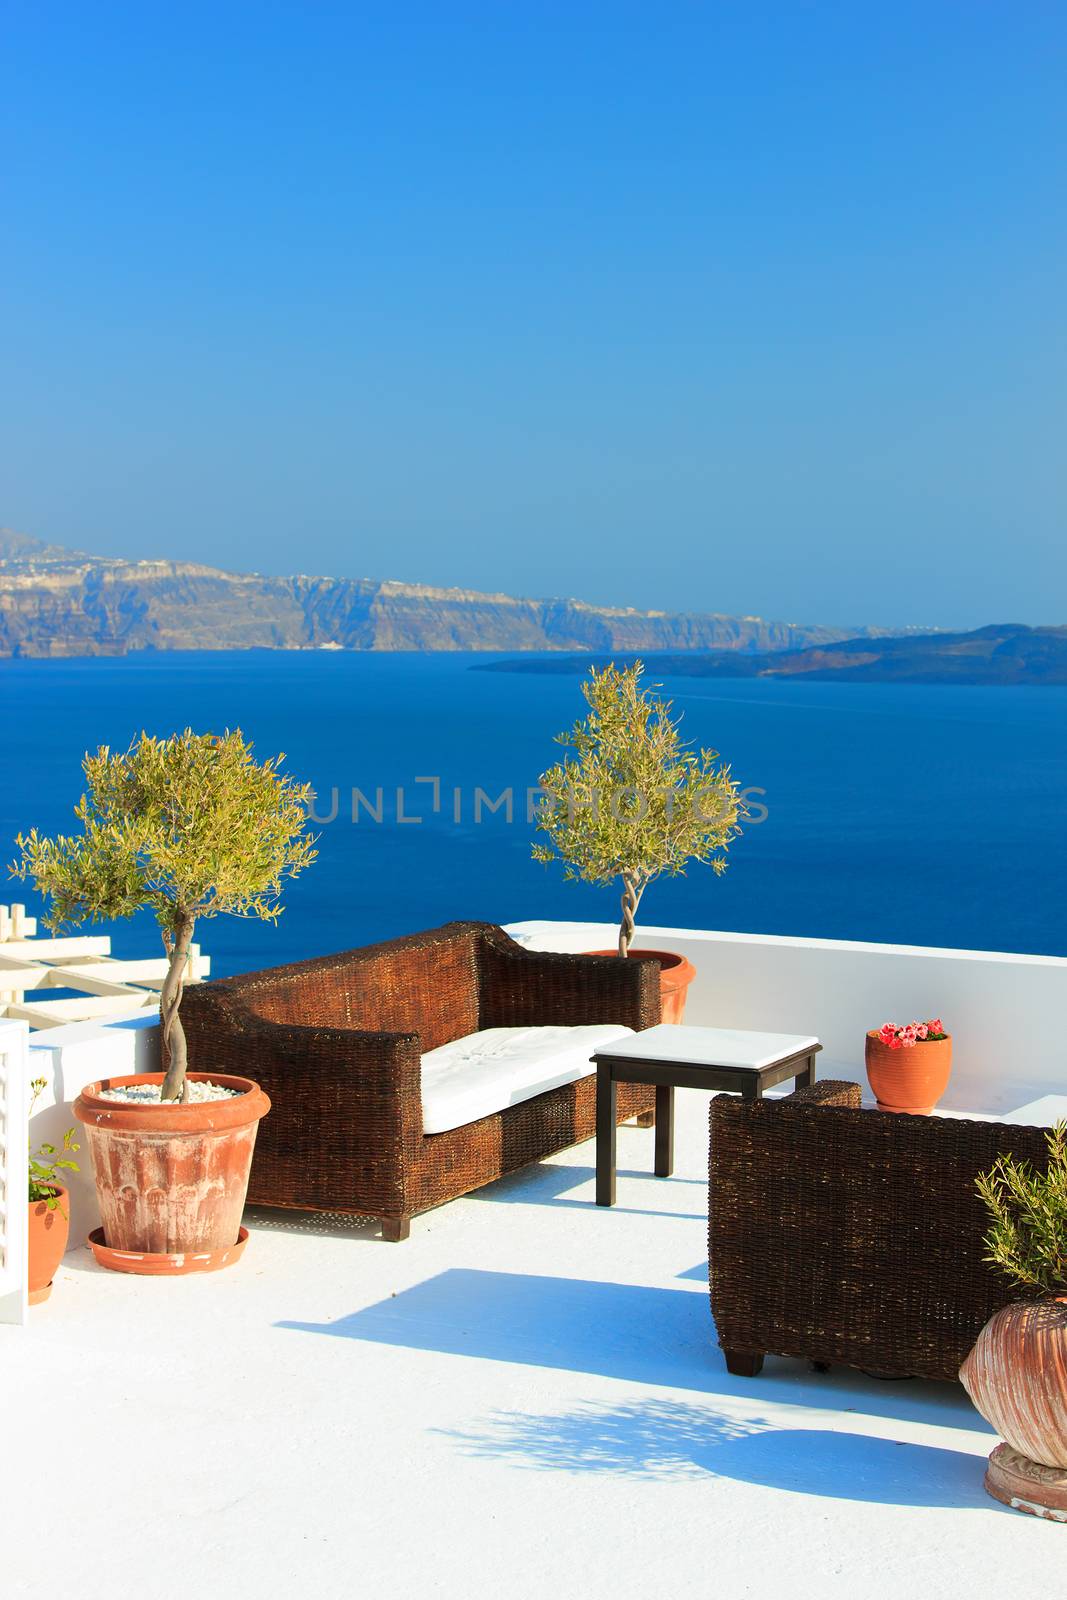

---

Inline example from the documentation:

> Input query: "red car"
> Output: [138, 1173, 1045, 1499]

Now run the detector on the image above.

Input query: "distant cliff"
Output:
[0, 528, 875, 658]
[476, 623, 1067, 686]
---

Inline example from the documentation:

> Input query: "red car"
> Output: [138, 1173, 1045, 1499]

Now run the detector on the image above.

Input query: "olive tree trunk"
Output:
[618, 874, 646, 957]
[159, 915, 196, 1102]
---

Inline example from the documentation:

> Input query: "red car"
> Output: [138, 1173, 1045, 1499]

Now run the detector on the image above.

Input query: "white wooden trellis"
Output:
[0, 1019, 29, 1325]
[0, 903, 209, 1029]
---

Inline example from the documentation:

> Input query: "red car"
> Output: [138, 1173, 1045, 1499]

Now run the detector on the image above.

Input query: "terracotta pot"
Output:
[28, 1184, 69, 1305]
[86, 1224, 250, 1276]
[73, 1073, 270, 1274]
[585, 949, 697, 1024]
[960, 1299, 1067, 1470]
[864, 1031, 952, 1114]
[980, 1443, 1067, 1522]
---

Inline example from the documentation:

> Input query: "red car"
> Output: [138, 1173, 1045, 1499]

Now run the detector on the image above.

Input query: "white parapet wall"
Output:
[0, 1020, 29, 1324]
[27, 1014, 160, 1248]
[505, 920, 1067, 1116]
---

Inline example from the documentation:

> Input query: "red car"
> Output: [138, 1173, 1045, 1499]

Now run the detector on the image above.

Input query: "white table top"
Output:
[592, 1023, 820, 1072]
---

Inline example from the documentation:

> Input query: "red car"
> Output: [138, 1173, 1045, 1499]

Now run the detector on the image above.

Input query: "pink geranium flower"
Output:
[876, 1017, 949, 1048]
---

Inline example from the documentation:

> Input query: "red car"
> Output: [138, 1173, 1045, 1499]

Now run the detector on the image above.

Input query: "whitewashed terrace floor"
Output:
[3, 1091, 1062, 1600]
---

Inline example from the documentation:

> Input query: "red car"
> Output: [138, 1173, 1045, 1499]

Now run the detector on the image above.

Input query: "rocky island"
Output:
[0, 528, 875, 659]
[477, 623, 1067, 686]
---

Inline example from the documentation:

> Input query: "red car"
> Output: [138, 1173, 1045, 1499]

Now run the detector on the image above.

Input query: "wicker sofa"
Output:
[182, 920, 660, 1240]
[708, 1080, 1051, 1381]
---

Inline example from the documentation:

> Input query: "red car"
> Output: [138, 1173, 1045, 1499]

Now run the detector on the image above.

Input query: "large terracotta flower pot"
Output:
[960, 1299, 1067, 1465]
[959, 1298, 1067, 1518]
[73, 1072, 270, 1275]
[28, 1184, 69, 1305]
[864, 1032, 952, 1114]
[585, 949, 697, 1023]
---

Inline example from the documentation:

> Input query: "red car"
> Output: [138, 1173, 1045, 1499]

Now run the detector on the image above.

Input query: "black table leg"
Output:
[596, 1063, 617, 1206]
[654, 1084, 675, 1178]
[795, 1053, 816, 1091]
[742, 1077, 763, 1101]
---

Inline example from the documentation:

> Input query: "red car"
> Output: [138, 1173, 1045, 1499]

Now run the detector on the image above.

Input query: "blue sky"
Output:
[3, 2, 1065, 629]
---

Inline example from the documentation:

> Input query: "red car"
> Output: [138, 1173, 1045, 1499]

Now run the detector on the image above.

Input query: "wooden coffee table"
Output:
[592, 1023, 821, 1206]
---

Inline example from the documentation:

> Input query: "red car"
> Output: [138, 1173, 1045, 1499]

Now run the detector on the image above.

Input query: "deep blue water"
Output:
[2, 652, 1065, 976]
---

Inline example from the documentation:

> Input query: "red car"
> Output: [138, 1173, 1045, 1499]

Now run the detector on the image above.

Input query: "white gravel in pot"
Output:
[98, 1081, 240, 1103]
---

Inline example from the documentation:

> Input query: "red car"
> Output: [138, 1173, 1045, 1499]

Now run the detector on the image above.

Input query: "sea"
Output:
[2, 651, 1065, 977]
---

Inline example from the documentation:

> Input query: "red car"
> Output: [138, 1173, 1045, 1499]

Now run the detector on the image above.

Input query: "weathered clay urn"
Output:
[864, 1031, 952, 1114]
[28, 1184, 70, 1305]
[74, 1072, 269, 1275]
[585, 950, 697, 1023]
[959, 1298, 1067, 1519]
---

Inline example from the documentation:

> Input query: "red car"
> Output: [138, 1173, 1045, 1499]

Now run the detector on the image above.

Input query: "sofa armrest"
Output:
[182, 984, 423, 1213]
[475, 924, 662, 1032]
[242, 1015, 422, 1114]
[781, 1078, 863, 1110]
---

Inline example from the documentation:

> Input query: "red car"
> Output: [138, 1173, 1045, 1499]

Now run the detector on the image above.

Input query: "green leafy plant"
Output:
[12, 729, 317, 1103]
[533, 661, 746, 956]
[976, 1122, 1067, 1296]
[28, 1077, 79, 1213]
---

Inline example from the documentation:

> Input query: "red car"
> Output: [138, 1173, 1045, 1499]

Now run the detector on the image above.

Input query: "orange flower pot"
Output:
[864, 1031, 952, 1114]
[584, 949, 697, 1023]
[73, 1072, 270, 1274]
[28, 1184, 70, 1305]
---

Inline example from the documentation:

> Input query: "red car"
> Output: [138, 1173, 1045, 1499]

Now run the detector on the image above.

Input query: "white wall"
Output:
[27, 1016, 160, 1249]
[0, 1020, 29, 1324]
[506, 920, 1067, 1116]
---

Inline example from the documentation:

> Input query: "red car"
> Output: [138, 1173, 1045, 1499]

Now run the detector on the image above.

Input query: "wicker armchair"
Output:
[708, 1081, 1051, 1381]
[182, 921, 660, 1240]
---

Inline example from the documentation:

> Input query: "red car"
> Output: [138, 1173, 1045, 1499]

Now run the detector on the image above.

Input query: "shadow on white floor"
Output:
[277, 1265, 997, 1435]
[438, 1396, 1003, 1511]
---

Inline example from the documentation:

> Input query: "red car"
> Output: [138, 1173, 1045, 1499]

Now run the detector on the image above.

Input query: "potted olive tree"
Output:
[959, 1122, 1067, 1519]
[533, 662, 745, 1020]
[13, 729, 316, 1276]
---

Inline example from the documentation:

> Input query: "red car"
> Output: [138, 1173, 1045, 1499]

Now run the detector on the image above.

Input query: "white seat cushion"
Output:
[420, 1023, 634, 1135]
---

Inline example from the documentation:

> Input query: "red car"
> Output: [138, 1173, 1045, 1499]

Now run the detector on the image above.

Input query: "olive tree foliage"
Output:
[12, 730, 317, 1101]
[532, 662, 746, 956]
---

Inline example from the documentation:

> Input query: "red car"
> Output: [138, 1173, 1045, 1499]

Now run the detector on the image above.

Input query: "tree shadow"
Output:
[439, 1397, 1001, 1511]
